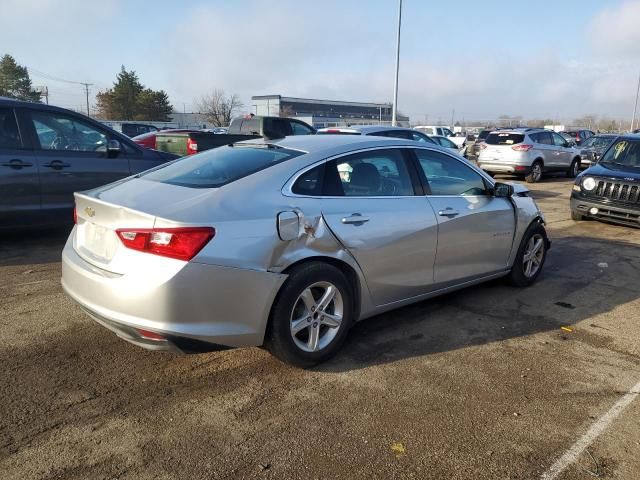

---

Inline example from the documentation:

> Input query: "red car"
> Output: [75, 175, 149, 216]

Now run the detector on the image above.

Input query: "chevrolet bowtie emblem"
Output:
[84, 206, 95, 217]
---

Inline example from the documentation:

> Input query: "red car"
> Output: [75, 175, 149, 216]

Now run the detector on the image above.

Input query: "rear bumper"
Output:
[570, 195, 640, 227]
[478, 162, 531, 174]
[61, 234, 287, 352]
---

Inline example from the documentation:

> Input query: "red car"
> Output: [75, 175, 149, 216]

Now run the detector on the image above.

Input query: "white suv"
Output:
[478, 128, 582, 183]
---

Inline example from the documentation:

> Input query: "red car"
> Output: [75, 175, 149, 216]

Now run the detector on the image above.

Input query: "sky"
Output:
[2, 0, 640, 124]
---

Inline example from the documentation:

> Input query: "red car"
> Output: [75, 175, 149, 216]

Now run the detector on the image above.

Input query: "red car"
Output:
[132, 129, 200, 150]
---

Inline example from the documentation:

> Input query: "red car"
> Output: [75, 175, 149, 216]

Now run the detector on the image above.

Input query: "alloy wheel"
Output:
[290, 281, 344, 353]
[523, 234, 545, 278]
[532, 163, 542, 182]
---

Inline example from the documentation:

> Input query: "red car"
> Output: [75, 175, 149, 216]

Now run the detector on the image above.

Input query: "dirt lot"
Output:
[1, 176, 639, 480]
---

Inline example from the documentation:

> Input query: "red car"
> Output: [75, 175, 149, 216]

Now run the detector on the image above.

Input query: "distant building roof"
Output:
[251, 95, 392, 109]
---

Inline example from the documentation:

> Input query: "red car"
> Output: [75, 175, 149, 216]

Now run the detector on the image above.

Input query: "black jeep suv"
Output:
[570, 135, 640, 227]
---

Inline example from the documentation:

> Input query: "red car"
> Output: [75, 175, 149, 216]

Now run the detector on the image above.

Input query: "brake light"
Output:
[512, 144, 533, 151]
[73, 207, 77, 224]
[115, 227, 215, 261]
[325, 129, 342, 133]
[186, 137, 198, 155]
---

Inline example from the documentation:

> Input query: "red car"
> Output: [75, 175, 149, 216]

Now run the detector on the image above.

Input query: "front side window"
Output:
[551, 132, 567, 147]
[30, 111, 108, 152]
[442, 128, 454, 137]
[414, 149, 488, 196]
[438, 137, 457, 149]
[0, 107, 22, 149]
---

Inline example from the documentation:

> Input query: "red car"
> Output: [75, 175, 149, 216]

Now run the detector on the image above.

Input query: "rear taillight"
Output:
[115, 227, 215, 261]
[479, 143, 487, 150]
[186, 137, 198, 155]
[512, 144, 533, 151]
[73, 207, 77, 224]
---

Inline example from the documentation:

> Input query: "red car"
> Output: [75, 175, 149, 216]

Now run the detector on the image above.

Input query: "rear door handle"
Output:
[42, 160, 71, 169]
[1, 159, 33, 168]
[438, 209, 460, 218]
[341, 214, 370, 224]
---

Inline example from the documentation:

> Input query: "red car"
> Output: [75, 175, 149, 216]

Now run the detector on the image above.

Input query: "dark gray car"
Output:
[0, 97, 178, 228]
[578, 134, 617, 168]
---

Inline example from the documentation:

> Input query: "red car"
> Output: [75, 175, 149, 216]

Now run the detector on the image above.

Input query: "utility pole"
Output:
[631, 70, 640, 132]
[81, 82, 92, 116]
[391, 0, 402, 126]
[450, 108, 455, 128]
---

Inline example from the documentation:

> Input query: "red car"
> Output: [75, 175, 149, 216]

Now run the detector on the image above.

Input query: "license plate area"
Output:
[77, 220, 119, 263]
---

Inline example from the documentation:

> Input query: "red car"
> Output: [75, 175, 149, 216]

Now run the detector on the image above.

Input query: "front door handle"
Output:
[341, 214, 370, 224]
[1, 159, 33, 168]
[42, 160, 71, 169]
[438, 209, 460, 218]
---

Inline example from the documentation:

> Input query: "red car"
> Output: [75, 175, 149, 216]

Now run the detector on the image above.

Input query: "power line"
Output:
[27, 67, 93, 115]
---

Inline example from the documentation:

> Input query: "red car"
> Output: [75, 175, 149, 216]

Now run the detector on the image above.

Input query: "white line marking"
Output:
[541, 379, 640, 480]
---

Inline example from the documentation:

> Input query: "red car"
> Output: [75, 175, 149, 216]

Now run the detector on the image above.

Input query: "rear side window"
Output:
[485, 132, 524, 145]
[533, 132, 553, 145]
[263, 118, 293, 138]
[290, 121, 314, 135]
[0, 107, 22, 149]
[291, 149, 416, 197]
[142, 145, 303, 188]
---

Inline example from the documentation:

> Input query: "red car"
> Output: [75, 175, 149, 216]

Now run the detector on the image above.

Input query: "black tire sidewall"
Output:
[266, 263, 354, 367]
[509, 222, 548, 287]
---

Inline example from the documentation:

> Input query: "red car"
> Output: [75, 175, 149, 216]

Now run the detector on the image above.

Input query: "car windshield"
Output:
[141, 144, 303, 188]
[599, 140, 640, 168]
[485, 132, 524, 145]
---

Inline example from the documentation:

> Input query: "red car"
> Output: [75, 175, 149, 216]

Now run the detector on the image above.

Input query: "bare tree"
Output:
[196, 89, 244, 127]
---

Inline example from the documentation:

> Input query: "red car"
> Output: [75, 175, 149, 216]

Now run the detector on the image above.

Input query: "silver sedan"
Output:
[62, 135, 549, 367]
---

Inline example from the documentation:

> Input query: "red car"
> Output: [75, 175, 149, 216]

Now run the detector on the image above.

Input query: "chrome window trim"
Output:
[282, 145, 495, 199]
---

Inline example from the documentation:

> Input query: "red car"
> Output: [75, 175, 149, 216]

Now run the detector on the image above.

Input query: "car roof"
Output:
[317, 125, 415, 135]
[241, 133, 455, 156]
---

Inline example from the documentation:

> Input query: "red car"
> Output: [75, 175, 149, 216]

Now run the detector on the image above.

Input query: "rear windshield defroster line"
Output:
[141, 145, 303, 188]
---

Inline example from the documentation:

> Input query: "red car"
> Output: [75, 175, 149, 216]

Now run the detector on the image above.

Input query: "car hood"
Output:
[582, 162, 640, 181]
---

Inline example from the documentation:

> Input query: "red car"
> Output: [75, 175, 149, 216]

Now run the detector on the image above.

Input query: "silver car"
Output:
[478, 128, 582, 183]
[62, 135, 549, 367]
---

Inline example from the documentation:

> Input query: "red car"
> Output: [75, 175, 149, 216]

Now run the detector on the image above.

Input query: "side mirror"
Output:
[494, 182, 514, 198]
[107, 139, 121, 157]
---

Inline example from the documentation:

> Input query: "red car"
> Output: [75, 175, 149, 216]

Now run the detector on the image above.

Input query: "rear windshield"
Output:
[141, 145, 303, 188]
[485, 132, 525, 145]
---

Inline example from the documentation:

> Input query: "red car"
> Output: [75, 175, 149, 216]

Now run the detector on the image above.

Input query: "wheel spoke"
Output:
[299, 288, 316, 312]
[291, 317, 310, 335]
[307, 325, 320, 351]
[524, 260, 532, 277]
[531, 238, 544, 255]
[321, 312, 342, 328]
[317, 285, 336, 312]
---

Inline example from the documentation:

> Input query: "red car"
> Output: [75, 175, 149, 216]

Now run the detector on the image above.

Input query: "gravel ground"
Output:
[1, 176, 639, 479]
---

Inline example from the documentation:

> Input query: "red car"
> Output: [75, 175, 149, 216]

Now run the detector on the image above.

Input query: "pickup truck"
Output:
[413, 125, 467, 150]
[155, 115, 316, 156]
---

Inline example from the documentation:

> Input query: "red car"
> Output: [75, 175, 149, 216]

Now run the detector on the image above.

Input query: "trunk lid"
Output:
[73, 178, 216, 273]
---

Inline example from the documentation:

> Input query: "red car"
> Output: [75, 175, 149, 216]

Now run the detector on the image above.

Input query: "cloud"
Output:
[589, 0, 640, 58]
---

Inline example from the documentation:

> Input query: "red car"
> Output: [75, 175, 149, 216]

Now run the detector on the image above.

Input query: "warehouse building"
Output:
[251, 95, 409, 128]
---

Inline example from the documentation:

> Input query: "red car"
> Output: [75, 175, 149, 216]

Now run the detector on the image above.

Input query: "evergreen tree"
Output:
[0, 54, 41, 102]
[96, 66, 172, 121]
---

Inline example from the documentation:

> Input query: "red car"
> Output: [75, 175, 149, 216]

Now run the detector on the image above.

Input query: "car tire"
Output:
[525, 161, 543, 183]
[265, 262, 354, 368]
[507, 222, 548, 287]
[567, 158, 580, 178]
[571, 210, 584, 221]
